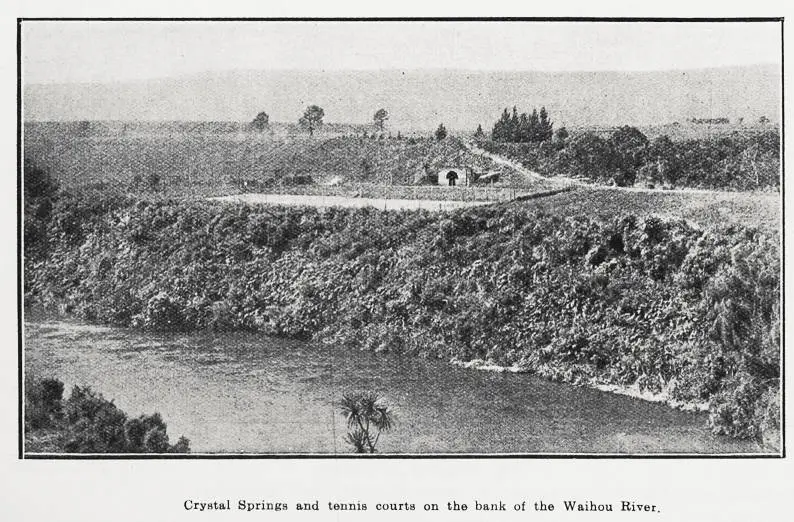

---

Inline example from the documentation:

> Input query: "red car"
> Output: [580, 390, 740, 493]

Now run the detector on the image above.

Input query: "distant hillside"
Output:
[24, 66, 780, 131]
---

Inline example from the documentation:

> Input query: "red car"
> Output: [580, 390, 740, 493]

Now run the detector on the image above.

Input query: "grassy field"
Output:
[24, 122, 542, 199]
[24, 121, 780, 229]
[509, 187, 780, 231]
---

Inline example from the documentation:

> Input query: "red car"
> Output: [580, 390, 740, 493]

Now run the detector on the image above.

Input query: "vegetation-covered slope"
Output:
[25, 173, 780, 444]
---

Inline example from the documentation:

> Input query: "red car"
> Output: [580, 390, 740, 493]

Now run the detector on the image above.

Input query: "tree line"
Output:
[483, 126, 780, 190]
[251, 106, 452, 141]
[490, 106, 555, 143]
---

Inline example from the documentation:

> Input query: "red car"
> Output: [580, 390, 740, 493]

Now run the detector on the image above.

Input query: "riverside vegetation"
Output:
[25, 376, 190, 453]
[24, 162, 780, 446]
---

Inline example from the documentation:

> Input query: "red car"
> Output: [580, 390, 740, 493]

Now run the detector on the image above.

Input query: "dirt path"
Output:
[464, 140, 780, 198]
[465, 141, 576, 188]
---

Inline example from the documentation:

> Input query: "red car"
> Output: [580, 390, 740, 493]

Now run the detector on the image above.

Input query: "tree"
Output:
[538, 106, 553, 141]
[492, 108, 511, 142]
[555, 126, 569, 141]
[474, 124, 485, 140]
[435, 123, 448, 141]
[299, 105, 325, 136]
[339, 391, 395, 453]
[528, 108, 540, 141]
[491, 106, 553, 143]
[251, 111, 270, 131]
[554, 132, 619, 183]
[648, 134, 681, 187]
[516, 113, 530, 142]
[510, 106, 520, 142]
[608, 126, 650, 186]
[373, 108, 389, 131]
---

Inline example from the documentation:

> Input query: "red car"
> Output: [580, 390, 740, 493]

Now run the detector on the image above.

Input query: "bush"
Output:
[25, 377, 191, 454]
[25, 376, 64, 430]
[481, 128, 780, 190]
[26, 194, 780, 441]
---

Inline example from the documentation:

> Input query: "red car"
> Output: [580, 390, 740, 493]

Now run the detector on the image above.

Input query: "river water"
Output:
[24, 318, 762, 455]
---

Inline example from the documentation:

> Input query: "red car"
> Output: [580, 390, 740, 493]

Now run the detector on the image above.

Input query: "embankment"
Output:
[25, 189, 780, 444]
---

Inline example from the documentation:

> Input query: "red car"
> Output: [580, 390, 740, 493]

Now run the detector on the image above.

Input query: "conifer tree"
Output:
[539, 106, 553, 141]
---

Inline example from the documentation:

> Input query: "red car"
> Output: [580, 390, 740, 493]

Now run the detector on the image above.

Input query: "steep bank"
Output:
[24, 188, 780, 444]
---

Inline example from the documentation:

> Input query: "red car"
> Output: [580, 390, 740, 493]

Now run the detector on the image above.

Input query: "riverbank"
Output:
[25, 318, 766, 454]
[24, 184, 781, 446]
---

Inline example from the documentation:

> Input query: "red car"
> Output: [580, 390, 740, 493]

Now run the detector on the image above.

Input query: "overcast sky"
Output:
[22, 21, 781, 84]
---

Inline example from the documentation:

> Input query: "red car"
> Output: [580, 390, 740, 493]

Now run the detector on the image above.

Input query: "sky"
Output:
[22, 21, 782, 84]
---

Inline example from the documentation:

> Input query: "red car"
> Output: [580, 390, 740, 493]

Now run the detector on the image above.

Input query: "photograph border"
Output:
[16, 16, 786, 460]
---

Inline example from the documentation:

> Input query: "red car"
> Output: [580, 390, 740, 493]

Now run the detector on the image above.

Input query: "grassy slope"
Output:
[23, 124, 532, 198]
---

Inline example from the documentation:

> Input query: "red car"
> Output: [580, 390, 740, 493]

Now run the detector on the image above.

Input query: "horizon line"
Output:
[23, 62, 781, 87]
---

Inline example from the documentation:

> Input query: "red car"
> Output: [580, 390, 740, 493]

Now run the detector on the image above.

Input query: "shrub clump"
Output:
[25, 376, 190, 454]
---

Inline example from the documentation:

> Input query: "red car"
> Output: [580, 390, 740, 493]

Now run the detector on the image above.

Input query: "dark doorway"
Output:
[446, 170, 459, 186]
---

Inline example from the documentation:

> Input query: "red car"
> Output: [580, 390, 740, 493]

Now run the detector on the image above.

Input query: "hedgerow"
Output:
[24, 186, 780, 443]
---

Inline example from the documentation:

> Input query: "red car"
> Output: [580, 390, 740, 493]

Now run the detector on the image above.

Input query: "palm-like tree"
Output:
[339, 391, 395, 453]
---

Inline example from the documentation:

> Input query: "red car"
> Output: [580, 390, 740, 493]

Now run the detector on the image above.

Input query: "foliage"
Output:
[25, 376, 65, 430]
[483, 127, 780, 190]
[25, 192, 780, 441]
[373, 109, 389, 131]
[492, 106, 553, 143]
[339, 391, 395, 453]
[435, 123, 448, 141]
[25, 377, 190, 453]
[555, 126, 569, 141]
[23, 159, 60, 261]
[252, 111, 270, 131]
[299, 105, 325, 136]
[555, 132, 620, 183]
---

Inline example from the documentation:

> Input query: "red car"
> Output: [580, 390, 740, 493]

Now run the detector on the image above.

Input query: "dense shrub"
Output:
[23, 160, 60, 261]
[25, 194, 780, 442]
[25, 376, 190, 453]
[483, 128, 780, 191]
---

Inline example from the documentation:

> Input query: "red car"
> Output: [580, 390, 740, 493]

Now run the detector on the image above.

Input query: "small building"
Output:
[436, 166, 472, 187]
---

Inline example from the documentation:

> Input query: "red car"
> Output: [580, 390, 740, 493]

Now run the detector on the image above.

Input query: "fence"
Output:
[231, 182, 527, 203]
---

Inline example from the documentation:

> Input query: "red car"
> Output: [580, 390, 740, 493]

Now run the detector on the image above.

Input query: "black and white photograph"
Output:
[18, 18, 783, 457]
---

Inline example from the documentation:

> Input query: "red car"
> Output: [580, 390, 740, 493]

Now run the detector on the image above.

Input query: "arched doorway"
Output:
[446, 170, 458, 186]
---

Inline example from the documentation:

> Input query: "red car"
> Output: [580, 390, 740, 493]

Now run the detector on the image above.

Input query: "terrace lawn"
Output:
[510, 186, 780, 231]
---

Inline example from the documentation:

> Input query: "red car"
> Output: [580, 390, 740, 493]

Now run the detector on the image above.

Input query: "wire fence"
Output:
[230, 182, 530, 203]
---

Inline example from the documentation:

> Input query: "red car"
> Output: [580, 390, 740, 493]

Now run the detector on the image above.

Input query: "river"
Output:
[24, 318, 763, 455]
